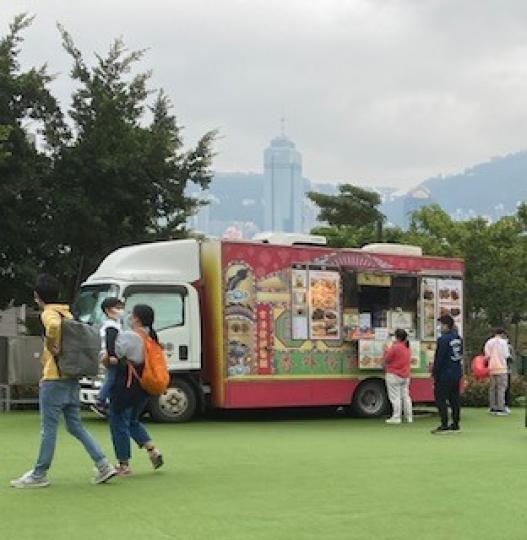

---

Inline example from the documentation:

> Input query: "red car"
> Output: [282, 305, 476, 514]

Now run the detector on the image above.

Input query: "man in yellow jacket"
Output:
[10, 274, 116, 488]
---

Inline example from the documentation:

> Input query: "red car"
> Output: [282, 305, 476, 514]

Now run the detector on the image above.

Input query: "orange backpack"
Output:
[135, 330, 170, 396]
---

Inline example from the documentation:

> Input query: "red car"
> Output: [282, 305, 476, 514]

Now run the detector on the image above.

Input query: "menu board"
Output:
[389, 310, 414, 332]
[359, 312, 373, 337]
[437, 279, 463, 336]
[374, 327, 390, 341]
[359, 340, 385, 370]
[343, 308, 360, 341]
[423, 342, 436, 371]
[343, 311, 374, 339]
[359, 340, 421, 370]
[309, 269, 340, 340]
[409, 340, 421, 369]
[291, 266, 309, 340]
[357, 273, 392, 287]
[421, 278, 438, 340]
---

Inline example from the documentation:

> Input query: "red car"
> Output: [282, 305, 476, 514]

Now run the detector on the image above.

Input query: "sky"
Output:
[3, 0, 527, 191]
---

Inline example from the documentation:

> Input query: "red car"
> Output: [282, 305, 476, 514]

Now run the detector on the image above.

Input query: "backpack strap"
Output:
[126, 361, 141, 389]
[127, 329, 152, 389]
[52, 310, 65, 377]
[134, 327, 149, 342]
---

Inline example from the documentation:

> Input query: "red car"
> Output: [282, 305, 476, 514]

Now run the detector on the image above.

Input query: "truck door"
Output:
[122, 285, 199, 371]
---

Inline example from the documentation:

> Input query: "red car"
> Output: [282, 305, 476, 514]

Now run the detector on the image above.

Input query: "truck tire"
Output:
[148, 379, 197, 423]
[351, 379, 389, 418]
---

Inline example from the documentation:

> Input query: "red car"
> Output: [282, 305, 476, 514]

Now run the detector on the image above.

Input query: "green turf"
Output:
[1, 408, 526, 540]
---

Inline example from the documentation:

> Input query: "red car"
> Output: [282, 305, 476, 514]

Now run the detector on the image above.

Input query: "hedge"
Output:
[461, 375, 527, 407]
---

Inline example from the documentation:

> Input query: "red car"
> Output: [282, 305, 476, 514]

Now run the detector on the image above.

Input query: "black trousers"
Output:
[434, 376, 461, 427]
[505, 373, 512, 407]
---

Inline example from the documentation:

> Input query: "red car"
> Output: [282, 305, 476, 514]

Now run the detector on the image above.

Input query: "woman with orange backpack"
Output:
[107, 304, 169, 476]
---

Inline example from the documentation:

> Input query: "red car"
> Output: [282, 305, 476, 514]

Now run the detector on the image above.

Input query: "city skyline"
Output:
[188, 125, 525, 238]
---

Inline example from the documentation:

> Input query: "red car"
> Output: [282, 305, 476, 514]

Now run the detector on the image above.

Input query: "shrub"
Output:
[461, 375, 527, 407]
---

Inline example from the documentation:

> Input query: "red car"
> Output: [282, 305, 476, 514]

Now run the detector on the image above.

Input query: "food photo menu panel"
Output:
[359, 340, 421, 370]
[421, 278, 438, 340]
[308, 269, 341, 340]
[359, 339, 385, 370]
[291, 266, 309, 340]
[437, 279, 463, 336]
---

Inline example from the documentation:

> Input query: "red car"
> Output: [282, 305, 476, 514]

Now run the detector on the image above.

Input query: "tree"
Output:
[308, 184, 403, 247]
[51, 28, 216, 298]
[308, 184, 384, 228]
[145, 91, 216, 239]
[0, 125, 12, 163]
[0, 14, 68, 306]
[0, 16, 216, 306]
[405, 204, 527, 357]
[406, 205, 527, 324]
[516, 201, 527, 230]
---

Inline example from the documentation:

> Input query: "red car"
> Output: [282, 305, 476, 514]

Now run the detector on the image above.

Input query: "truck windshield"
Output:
[123, 287, 185, 332]
[73, 284, 120, 325]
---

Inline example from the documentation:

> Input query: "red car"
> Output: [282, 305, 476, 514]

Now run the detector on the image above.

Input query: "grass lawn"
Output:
[1, 407, 526, 540]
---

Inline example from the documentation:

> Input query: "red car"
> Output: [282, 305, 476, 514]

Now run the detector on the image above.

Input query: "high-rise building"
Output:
[263, 133, 304, 232]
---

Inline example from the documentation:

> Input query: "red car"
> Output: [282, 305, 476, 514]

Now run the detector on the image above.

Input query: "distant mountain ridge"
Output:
[383, 151, 527, 226]
[189, 151, 527, 236]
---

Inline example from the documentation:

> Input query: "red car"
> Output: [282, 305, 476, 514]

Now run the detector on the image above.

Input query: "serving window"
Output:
[288, 262, 463, 372]
[342, 272, 419, 340]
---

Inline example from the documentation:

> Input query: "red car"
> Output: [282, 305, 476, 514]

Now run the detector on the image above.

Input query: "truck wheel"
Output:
[148, 379, 197, 423]
[351, 380, 389, 418]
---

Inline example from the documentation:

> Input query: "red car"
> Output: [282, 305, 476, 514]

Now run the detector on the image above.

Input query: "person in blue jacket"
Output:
[431, 314, 463, 434]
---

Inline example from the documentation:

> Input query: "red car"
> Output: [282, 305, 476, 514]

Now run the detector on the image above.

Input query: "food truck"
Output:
[76, 234, 464, 422]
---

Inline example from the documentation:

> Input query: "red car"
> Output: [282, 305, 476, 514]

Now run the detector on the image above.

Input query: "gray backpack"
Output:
[56, 317, 100, 378]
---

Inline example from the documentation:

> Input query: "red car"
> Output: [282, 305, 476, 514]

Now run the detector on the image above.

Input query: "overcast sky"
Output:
[4, 0, 527, 191]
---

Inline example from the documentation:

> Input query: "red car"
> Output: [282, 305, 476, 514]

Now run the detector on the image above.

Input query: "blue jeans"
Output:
[97, 366, 117, 403]
[33, 380, 107, 478]
[108, 396, 151, 462]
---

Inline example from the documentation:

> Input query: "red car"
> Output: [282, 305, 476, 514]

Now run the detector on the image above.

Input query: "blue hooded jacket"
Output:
[432, 329, 463, 380]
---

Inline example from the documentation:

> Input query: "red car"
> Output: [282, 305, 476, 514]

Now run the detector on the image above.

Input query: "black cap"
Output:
[101, 297, 124, 313]
[438, 314, 454, 328]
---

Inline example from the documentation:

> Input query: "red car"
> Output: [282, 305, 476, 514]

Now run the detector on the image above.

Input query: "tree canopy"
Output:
[0, 14, 66, 305]
[308, 184, 403, 247]
[406, 204, 527, 328]
[308, 184, 384, 229]
[0, 15, 216, 305]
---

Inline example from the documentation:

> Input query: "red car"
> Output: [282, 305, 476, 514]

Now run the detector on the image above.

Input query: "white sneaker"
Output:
[385, 417, 401, 424]
[148, 448, 164, 470]
[10, 470, 50, 489]
[93, 463, 117, 485]
[505, 407, 511, 414]
[406, 417, 414, 423]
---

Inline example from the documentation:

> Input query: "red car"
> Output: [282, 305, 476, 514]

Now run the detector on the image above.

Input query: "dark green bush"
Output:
[461, 375, 526, 407]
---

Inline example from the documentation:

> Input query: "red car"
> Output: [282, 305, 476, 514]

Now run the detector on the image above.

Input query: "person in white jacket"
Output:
[484, 328, 510, 415]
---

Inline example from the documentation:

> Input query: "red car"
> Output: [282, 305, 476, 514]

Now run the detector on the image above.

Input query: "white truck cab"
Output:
[76, 240, 203, 422]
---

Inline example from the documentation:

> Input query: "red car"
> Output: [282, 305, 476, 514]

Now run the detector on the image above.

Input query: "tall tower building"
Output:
[263, 128, 303, 233]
